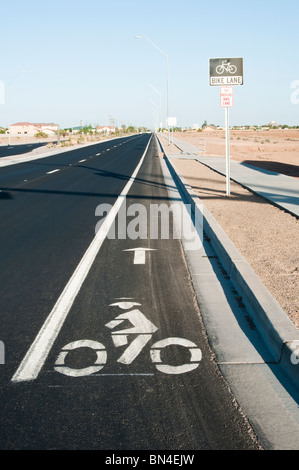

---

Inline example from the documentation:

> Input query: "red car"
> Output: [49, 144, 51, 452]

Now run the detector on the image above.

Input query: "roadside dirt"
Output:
[172, 128, 299, 178]
[162, 130, 299, 329]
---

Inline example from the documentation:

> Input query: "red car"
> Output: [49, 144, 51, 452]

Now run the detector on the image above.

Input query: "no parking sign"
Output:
[220, 87, 233, 108]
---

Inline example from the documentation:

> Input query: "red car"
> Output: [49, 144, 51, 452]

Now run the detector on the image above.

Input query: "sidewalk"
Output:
[158, 134, 299, 449]
[167, 134, 299, 218]
[159, 133, 299, 328]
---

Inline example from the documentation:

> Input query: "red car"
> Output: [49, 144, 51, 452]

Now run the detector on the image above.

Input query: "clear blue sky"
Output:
[1, 0, 299, 129]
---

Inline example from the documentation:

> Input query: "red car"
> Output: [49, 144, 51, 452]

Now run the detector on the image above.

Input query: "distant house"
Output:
[96, 125, 116, 134]
[268, 121, 279, 128]
[7, 122, 59, 136]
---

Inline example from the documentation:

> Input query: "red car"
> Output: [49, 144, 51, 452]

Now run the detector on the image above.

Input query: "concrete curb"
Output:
[157, 136, 299, 390]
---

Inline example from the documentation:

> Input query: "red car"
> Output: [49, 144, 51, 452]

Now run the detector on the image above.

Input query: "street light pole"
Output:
[6, 70, 26, 146]
[148, 84, 162, 132]
[135, 35, 170, 145]
[150, 100, 159, 131]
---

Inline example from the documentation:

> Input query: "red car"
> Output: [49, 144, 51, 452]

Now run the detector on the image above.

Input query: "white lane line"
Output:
[12, 136, 152, 383]
[47, 169, 60, 174]
[96, 153, 101, 156]
[79, 159, 86, 162]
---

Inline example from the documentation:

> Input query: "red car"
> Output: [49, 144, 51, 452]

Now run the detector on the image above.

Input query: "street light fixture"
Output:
[135, 35, 170, 144]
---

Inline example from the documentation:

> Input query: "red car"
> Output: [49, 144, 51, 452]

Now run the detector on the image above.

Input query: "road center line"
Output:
[11, 136, 152, 383]
[47, 169, 60, 174]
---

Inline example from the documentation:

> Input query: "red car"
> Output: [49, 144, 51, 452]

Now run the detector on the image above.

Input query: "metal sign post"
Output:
[166, 117, 177, 145]
[220, 87, 233, 196]
[209, 58, 243, 197]
[225, 107, 230, 196]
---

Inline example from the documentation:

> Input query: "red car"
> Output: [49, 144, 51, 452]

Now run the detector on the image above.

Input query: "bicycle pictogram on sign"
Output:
[216, 60, 237, 75]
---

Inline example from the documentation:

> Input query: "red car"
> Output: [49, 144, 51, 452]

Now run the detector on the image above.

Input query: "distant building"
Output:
[7, 122, 59, 136]
[268, 121, 279, 128]
[96, 125, 116, 134]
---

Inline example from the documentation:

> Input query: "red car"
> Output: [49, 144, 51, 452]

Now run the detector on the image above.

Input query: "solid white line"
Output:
[47, 169, 60, 174]
[11, 136, 152, 383]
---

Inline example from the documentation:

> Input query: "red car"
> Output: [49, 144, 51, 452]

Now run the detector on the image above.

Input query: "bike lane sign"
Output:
[209, 58, 243, 86]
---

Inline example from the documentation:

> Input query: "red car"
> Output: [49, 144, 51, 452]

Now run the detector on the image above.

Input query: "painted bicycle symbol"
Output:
[54, 301, 202, 377]
[216, 60, 237, 75]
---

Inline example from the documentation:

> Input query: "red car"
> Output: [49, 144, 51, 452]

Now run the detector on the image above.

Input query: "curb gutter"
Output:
[157, 136, 299, 390]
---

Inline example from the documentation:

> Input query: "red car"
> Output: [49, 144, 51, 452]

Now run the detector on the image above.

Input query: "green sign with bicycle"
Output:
[209, 58, 243, 86]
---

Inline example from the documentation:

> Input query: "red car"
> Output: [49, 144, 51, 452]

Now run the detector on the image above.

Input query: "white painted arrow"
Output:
[124, 247, 156, 265]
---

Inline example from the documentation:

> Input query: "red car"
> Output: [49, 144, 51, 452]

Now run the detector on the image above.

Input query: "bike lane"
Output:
[2, 136, 261, 450]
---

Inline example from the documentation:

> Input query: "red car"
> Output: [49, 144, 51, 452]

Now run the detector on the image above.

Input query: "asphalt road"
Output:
[0, 134, 261, 450]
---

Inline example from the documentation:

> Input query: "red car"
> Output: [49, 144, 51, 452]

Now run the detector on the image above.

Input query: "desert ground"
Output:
[171, 128, 299, 177]
[161, 129, 299, 329]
